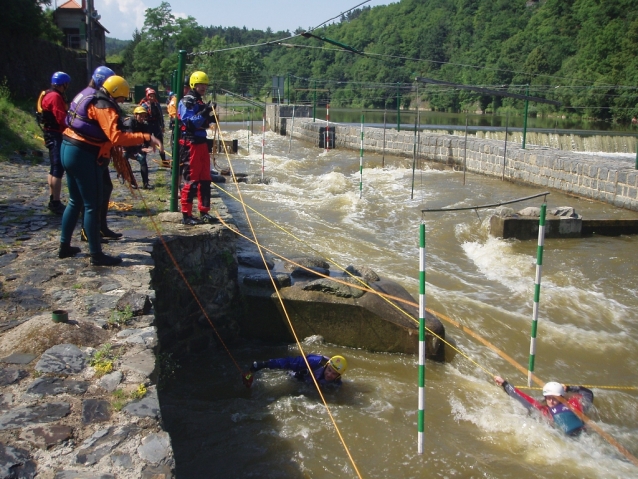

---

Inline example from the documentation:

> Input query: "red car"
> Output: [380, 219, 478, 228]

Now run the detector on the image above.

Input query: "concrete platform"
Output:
[490, 215, 638, 239]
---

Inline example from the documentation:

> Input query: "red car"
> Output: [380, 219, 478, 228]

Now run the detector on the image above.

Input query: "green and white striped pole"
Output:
[418, 222, 426, 454]
[359, 114, 364, 198]
[528, 202, 547, 387]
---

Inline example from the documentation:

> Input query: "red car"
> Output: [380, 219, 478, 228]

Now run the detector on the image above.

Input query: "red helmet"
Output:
[145, 88, 157, 98]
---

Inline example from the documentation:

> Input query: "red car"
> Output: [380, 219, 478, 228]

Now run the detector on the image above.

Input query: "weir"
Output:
[268, 106, 638, 212]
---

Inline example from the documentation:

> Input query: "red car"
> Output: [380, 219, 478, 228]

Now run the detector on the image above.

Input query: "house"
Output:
[53, 0, 109, 77]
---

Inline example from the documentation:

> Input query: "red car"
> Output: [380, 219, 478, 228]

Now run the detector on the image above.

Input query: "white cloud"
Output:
[99, 0, 147, 39]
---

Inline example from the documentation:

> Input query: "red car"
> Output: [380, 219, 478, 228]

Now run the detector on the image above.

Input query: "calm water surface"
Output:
[161, 126, 638, 478]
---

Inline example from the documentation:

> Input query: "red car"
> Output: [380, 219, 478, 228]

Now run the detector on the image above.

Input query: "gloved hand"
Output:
[250, 361, 268, 372]
[202, 102, 213, 117]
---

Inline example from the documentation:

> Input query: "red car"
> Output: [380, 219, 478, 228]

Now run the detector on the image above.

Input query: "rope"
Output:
[213, 109, 364, 479]
[129, 189, 245, 376]
[107, 201, 133, 211]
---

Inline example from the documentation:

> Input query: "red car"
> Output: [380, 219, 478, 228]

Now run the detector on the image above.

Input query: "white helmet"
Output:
[542, 381, 565, 397]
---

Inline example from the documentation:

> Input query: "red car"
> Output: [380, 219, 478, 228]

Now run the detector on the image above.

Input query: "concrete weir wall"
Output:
[267, 107, 638, 212]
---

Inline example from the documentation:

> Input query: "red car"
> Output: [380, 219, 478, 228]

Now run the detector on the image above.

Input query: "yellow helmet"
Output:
[102, 75, 130, 99]
[328, 355, 347, 375]
[189, 71, 209, 88]
[133, 106, 147, 115]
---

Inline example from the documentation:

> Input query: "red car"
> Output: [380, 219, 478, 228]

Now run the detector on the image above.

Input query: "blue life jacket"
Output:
[549, 403, 585, 435]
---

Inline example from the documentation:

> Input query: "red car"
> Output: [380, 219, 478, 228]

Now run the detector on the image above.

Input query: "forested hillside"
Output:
[118, 0, 638, 122]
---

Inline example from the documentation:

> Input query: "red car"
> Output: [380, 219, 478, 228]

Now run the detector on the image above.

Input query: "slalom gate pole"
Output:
[261, 113, 265, 182]
[170, 50, 186, 212]
[289, 105, 295, 153]
[325, 103, 330, 153]
[359, 114, 364, 199]
[382, 110, 386, 168]
[417, 222, 426, 454]
[463, 116, 468, 186]
[522, 84, 529, 149]
[528, 202, 547, 386]
[410, 111, 418, 199]
[502, 112, 509, 181]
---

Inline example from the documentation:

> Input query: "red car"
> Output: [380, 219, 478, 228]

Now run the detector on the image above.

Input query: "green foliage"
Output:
[0, 79, 43, 158]
[121, 0, 638, 122]
[90, 343, 121, 378]
[107, 306, 133, 328]
[106, 37, 131, 56]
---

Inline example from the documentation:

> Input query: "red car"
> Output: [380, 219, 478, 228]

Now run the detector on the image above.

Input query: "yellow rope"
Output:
[107, 201, 133, 211]
[213, 111, 364, 479]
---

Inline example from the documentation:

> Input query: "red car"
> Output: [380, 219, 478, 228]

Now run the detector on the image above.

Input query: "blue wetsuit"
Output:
[266, 355, 342, 386]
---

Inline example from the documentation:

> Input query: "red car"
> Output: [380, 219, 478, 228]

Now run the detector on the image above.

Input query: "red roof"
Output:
[58, 0, 82, 9]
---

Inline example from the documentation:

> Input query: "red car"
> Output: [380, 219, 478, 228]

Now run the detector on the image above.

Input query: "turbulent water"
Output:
[160, 125, 638, 478]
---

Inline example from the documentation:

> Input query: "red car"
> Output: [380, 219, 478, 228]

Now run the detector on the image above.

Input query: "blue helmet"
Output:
[92, 66, 115, 88]
[168, 91, 174, 97]
[51, 71, 71, 86]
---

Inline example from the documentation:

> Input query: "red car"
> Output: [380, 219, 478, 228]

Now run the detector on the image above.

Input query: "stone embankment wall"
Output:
[275, 116, 638, 212]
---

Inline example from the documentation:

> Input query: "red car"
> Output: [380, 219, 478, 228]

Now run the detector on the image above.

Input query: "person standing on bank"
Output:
[40, 71, 71, 215]
[140, 88, 168, 168]
[60, 75, 160, 265]
[123, 106, 154, 189]
[178, 71, 217, 225]
[494, 376, 594, 436]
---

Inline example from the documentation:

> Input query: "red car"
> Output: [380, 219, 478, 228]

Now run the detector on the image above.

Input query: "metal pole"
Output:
[359, 114, 364, 199]
[502, 113, 509, 181]
[289, 105, 295, 153]
[397, 82, 401, 132]
[261, 113, 265, 182]
[463, 116, 468, 186]
[528, 202, 546, 387]
[635, 137, 638, 169]
[86, 0, 93, 83]
[382, 110, 387, 168]
[522, 84, 530, 149]
[170, 50, 186, 212]
[417, 222, 426, 454]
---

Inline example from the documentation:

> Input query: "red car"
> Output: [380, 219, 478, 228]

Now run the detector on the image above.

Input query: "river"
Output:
[160, 125, 638, 478]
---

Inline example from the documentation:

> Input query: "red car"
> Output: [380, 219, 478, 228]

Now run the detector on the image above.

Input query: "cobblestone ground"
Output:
[0, 150, 177, 479]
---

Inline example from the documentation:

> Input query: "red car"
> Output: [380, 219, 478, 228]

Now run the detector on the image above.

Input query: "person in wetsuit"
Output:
[245, 355, 348, 388]
[494, 376, 594, 436]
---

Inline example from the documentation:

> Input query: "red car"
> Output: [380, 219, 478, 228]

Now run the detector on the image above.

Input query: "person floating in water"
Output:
[243, 354, 347, 388]
[494, 376, 594, 436]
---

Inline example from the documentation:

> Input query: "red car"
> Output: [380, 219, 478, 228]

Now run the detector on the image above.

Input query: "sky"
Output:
[83, 0, 394, 40]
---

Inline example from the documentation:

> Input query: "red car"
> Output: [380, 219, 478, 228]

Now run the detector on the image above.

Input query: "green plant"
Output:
[72, 283, 83, 290]
[107, 305, 133, 328]
[90, 343, 121, 377]
[131, 383, 147, 399]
